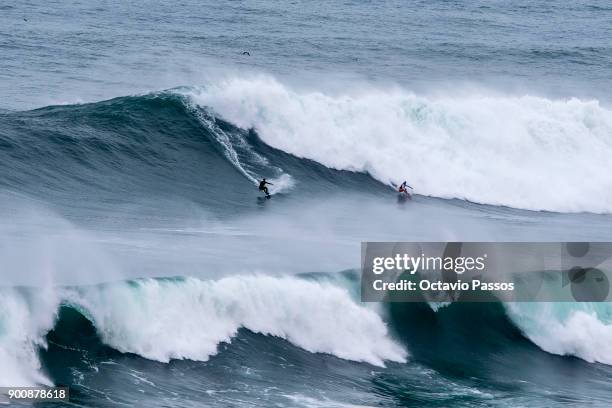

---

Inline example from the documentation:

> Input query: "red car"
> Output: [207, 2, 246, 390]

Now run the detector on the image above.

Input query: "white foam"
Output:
[67, 275, 407, 366]
[183, 75, 612, 213]
[284, 394, 376, 408]
[0, 288, 57, 386]
[506, 302, 612, 364]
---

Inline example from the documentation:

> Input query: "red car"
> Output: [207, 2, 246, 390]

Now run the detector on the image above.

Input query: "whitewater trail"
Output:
[184, 97, 296, 192]
[181, 75, 612, 213]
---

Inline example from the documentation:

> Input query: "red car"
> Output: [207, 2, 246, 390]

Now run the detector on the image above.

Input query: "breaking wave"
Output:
[4, 273, 612, 389]
[184, 75, 612, 213]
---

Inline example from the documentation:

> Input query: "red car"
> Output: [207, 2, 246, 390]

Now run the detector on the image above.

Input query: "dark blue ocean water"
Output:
[1, 1, 612, 407]
[2, 0, 612, 109]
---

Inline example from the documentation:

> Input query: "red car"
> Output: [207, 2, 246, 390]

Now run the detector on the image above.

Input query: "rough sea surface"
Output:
[1, 1, 612, 407]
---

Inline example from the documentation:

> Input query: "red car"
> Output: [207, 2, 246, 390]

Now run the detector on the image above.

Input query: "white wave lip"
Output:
[184, 76, 612, 213]
[507, 302, 612, 365]
[0, 288, 57, 387]
[69, 275, 407, 367]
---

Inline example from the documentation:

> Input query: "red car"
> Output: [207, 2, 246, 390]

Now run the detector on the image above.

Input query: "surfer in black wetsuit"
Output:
[259, 178, 273, 197]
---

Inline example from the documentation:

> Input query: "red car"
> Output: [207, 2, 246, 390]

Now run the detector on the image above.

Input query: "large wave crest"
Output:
[183, 76, 612, 213]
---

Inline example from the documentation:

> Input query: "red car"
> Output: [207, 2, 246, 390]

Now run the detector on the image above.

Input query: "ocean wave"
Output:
[0, 275, 406, 386]
[0, 288, 57, 387]
[506, 302, 612, 364]
[0, 93, 301, 205]
[4, 273, 612, 388]
[4, 79, 610, 213]
[63, 275, 407, 367]
[183, 75, 612, 213]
